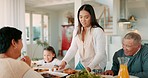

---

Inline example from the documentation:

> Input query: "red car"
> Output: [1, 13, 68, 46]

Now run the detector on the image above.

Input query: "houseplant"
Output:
[32, 39, 49, 60]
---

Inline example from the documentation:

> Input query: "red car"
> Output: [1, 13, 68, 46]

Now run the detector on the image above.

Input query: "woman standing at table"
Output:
[59, 4, 107, 72]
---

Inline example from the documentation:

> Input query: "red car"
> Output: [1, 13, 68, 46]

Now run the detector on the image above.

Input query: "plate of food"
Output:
[41, 73, 59, 78]
[63, 68, 77, 74]
[33, 67, 49, 72]
[33, 67, 69, 77]
[49, 71, 68, 77]
[66, 69, 101, 78]
[39, 71, 68, 77]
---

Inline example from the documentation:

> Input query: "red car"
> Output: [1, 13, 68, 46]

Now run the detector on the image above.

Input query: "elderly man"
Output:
[104, 32, 148, 78]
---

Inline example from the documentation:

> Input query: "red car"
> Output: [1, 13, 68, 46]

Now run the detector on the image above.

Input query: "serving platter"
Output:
[39, 71, 68, 77]
[67, 75, 139, 78]
[33, 67, 68, 77]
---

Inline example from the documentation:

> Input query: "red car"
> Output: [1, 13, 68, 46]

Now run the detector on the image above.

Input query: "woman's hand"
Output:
[86, 67, 91, 72]
[21, 56, 31, 66]
[103, 70, 114, 76]
[58, 61, 67, 70]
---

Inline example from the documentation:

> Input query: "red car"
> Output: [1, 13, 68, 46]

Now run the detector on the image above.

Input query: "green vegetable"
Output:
[69, 69, 101, 78]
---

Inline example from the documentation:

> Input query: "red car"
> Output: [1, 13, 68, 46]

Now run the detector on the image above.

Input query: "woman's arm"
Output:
[60, 28, 78, 69]
[62, 34, 78, 63]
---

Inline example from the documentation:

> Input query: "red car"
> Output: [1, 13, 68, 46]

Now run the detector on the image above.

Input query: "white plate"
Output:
[50, 71, 68, 77]
[39, 71, 68, 77]
[101, 75, 114, 78]
[33, 67, 49, 69]
[66, 74, 109, 78]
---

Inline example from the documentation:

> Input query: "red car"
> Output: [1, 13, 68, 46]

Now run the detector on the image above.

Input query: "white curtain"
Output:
[0, 0, 27, 53]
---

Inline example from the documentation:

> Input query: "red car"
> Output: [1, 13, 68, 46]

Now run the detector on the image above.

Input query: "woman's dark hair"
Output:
[44, 46, 56, 59]
[0, 27, 22, 54]
[77, 4, 104, 34]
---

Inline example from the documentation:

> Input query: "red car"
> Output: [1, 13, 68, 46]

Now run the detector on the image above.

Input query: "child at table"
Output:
[36, 46, 70, 69]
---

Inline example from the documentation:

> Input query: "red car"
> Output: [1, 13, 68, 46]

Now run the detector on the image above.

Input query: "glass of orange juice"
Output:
[117, 57, 130, 78]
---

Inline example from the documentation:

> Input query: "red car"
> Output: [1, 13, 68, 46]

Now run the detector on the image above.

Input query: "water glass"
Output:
[93, 69, 104, 75]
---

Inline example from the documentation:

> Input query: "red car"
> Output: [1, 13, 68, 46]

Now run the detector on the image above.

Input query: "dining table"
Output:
[33, 67, 139, 78]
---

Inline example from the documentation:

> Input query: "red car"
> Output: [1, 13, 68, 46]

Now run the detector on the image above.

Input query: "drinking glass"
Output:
[117, 57, 130, 78]
[93, 69, 104, 75]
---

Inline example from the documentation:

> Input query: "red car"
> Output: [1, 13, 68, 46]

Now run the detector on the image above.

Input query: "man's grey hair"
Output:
[123, 32, 141, 44]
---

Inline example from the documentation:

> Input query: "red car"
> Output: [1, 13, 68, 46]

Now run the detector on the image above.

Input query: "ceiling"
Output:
[25, 0, 103, 11]
[25, 0, 148, 11]
[25, 0, 75, 11]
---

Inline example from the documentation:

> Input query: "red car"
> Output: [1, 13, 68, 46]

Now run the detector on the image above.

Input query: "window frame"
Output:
[25, 12, 49, 44]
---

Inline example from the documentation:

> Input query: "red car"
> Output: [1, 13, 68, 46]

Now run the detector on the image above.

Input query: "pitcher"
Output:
[118, 57, 130, 78]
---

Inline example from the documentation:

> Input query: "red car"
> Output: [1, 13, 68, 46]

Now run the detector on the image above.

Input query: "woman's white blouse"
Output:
[62, 27, 107, 70]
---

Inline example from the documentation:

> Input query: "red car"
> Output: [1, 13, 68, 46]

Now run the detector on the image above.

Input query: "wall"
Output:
[127, 0, 148, 40]
[48, 11, 59, 55]
[27, 44, 43, 59]
[114, 0, 148, 40]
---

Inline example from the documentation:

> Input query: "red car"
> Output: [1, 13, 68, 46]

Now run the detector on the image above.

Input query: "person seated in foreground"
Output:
[103, 32, 148, 78]
[36, 46, 70, 70]
[0, 27, 43, 78]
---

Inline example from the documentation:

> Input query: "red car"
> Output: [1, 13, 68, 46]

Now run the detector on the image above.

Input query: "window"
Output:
[25, 13, 49, 43]
[43, 15, 48, 41]
[25, 13, 30, 41]
[32, 14, 41, 41]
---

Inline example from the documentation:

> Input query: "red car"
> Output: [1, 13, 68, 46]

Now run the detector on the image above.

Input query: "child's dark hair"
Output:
[44, 46, 56, 59]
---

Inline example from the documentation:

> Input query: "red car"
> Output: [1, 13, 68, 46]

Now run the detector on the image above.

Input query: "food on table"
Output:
[52, 65, 59, 71]
[34, 68, 49, 72]
[63, 68, 77, 74]
[68, 69, 101, 78]
[41, 73, 60, 78]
